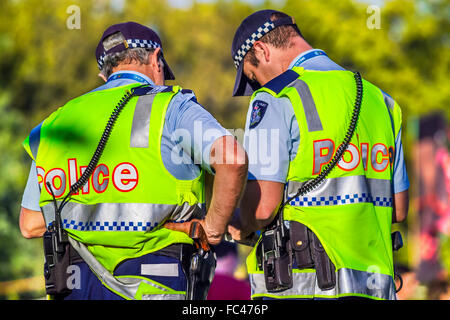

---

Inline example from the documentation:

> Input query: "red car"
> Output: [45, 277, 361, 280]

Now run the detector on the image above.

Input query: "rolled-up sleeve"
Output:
[243, 92, 297, 183]
[21, 160, 41, 211]
[392, 129, 410, 193]
[167, 92, 232, 175]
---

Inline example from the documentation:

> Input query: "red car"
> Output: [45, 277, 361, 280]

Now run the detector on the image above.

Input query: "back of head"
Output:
[100, 31, 154, 79]
[231, 9, 305, 96]
[244, 11, 304, 67]
[95, 21, 175, 81]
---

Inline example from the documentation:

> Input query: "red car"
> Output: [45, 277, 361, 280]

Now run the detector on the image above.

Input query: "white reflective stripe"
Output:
[249, 268, 396, 300]
[141, 264, 179, 277]
[288, 79, 323, 132]
[286, 176, 392, 207]
[142, 294, 185, 300]
[130, 94, 155, 148]
[382, 92, 396, 139]
[41, 201, 205, 231]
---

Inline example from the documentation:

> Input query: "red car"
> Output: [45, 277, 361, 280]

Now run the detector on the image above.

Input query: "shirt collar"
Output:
[107, 70, 154, 85]
[288, 49, 327, 69]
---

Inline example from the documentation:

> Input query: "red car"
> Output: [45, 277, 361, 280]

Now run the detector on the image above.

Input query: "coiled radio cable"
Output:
[282, 71, 363, 207]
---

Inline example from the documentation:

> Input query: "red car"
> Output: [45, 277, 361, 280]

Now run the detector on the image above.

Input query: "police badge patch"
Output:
[249, 100, 268, 129]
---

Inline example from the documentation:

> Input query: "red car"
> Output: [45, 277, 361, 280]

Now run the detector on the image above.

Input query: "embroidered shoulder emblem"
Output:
[249, 100, 268, 129]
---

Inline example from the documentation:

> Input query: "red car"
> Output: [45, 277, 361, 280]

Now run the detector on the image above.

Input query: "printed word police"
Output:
[37, 159, 138, 197]
[313, 139, 394, 175]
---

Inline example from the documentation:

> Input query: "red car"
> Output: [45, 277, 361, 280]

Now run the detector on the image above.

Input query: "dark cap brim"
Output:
[232, 62, 261, 96]
[161, 55, 175, 80]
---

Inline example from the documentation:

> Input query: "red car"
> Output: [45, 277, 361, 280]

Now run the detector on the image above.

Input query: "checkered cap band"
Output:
[97, 38, 162, 69]
[233, 20, 275, 69]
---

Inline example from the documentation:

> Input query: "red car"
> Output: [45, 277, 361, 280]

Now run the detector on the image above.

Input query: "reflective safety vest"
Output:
[246, 67, 402, 300]
[23, 83, 205, 299]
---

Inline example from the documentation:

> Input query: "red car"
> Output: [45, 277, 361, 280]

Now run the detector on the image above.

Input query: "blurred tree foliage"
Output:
[0, 0, 448, 286]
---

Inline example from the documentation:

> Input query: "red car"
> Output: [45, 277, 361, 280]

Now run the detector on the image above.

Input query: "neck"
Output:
[279, 37, 313, 72]
[259, 37, 313, 86]
[112, 64, 159, 84]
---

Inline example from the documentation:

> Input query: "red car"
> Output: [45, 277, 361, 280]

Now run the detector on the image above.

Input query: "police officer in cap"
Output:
[227, 10, 409, 300]
[20, 21, 248, 300]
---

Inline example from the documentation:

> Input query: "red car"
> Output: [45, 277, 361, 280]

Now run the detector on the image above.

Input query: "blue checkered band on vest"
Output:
[97, 39, 162, 69]
[62, 218, 159, 232]
[234, 21, 275, 69]
[289, 193, 393, 208]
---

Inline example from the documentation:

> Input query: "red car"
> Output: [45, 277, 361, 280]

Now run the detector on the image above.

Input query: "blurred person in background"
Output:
[414, 113, 449, 285]
[207, 241, 251, 300]
[426, 280, 450, 300]
[228, 9, 409, 300]
[19, 22, 247, 300]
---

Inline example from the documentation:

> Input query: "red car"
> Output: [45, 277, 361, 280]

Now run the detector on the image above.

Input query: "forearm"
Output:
[238, 195, 277, 235]
[19, 207, 46, 238]
[228, 180, 283, 240]
[240, 207, 275, 234]
[206, 165, 247, 240]
[205, 136, 248, 244]
[392, 189, 409, 223]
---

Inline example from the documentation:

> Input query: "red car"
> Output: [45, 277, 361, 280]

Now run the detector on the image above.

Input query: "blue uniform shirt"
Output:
[243, 49, 409, 193]
[21, 71, 231, 211]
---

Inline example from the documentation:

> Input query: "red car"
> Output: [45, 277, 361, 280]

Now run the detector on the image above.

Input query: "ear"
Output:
[98, 73, 107, 82]
[151, 47, 163, 72]
[253, 41, 271, 63]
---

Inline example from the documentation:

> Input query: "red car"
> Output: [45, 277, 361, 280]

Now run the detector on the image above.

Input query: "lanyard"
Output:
[107, 72, 150, 84]
[292, 50, 328, 68]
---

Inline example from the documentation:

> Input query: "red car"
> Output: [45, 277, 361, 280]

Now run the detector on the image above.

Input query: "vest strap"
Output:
[287, 79, 323, 132]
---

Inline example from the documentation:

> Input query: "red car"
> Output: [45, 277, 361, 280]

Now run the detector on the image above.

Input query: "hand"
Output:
[227, 219, 252, 242]
[164, 219, 222, 248]
[200, 218, 223, 246]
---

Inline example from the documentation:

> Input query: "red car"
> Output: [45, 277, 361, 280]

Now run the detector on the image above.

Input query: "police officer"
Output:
[19, 21, 248, 300]
[227, 10, 409, 300]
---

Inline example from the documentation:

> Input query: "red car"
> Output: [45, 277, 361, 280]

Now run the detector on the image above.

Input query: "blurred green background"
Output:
[0, 0, 449, 299]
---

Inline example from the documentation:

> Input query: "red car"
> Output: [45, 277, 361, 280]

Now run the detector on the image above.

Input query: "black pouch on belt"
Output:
[289, 221, 314, 269]
[310, 231, 336, 290]
[289, 221, 336, 290]
[43, 229, 82, 296]
[43, 231, 71, 295]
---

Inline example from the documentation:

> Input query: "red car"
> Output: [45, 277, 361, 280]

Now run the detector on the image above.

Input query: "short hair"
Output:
[100, 31, 155, 78]
[244, 12, 303, 67]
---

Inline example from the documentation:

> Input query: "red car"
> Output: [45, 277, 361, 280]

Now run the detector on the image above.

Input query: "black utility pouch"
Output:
[272, 241, 293, 291]
[289, 221, 314, 268]
[261, 228, 293, 293]
[310, 231, 336, 290]
[43, 230, 72, 296]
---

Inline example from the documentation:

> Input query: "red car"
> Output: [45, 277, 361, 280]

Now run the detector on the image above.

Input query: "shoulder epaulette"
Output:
[181, 89, 193, 94]
[263, 69, 299, 95]
[381, 90, 395, 110]
[132, 85, 175, 96]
